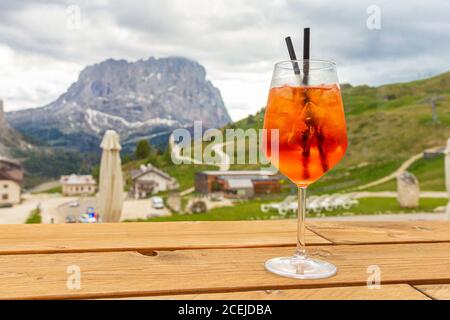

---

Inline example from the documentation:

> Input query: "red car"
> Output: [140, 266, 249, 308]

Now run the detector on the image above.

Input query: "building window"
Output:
[2, 194, 8, 200]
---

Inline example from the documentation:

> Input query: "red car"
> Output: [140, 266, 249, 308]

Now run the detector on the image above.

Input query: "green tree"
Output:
[162, 143, 172, 165]
[122, 154, 132, 164]
[92, 165, 100, 183]
[135, 139, 151, 159]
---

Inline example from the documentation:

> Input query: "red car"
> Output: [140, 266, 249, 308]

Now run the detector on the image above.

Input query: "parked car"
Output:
[65, 215, 77, 223]
[151, 196, 164, 209]
[68, 200, 80, 208]
[78, 207, 99, 223]
[79, 213, 97, 223]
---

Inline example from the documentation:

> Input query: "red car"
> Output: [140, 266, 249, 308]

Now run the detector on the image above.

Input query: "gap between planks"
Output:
[1, 243, 450, 299]
[0, 220, 329, 256]
[2, 221, 450, 256]
[307, 221, 450, 245]
[413, 284, 450, 300]
[106, 284, 430, 300]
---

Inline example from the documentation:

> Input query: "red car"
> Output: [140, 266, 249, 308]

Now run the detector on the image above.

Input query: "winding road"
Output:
[170, 134, 231, 170]
[171, 137, 447, 196]
[310, 212, 448, 221]
[355, 146, 444, 191]
[170, 135, 231, 195]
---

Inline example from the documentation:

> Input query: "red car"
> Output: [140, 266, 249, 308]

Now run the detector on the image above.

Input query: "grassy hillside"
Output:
[14, 148, 100, 189]
[122, 147, 216, 192]
[223, 71, 450, 192]
[118, 72, 450, 194]
[368, 154, 446, 192]
[131, 196, 448, 222]
[342, 73, 450, 164]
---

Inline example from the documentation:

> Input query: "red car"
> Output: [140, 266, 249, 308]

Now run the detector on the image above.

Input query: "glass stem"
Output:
[296, 187, 307, 258]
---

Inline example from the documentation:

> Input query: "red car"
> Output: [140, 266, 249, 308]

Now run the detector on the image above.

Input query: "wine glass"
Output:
[263, 59, 347, 279]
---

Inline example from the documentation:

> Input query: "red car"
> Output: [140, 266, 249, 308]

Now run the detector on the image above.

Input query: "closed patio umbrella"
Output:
[445, 138, 450, 220]
[98, 130, 124, 222]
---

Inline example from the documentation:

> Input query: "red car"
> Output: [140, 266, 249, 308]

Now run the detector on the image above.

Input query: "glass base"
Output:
[265, 255, 337, 279]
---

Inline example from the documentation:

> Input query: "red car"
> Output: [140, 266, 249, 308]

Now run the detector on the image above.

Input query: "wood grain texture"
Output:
[0, 220, 328, 255]
[308, 221, 450, 245]
[414, 284, 450, 300]
[120, 285, 429, 300]
[1, 242, 450, 299]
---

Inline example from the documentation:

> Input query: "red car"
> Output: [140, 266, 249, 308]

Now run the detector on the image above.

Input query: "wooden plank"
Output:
[1, 242, 450, 299]
[119, 285, 429, 300]
[0, 220, 328, 255]
[414, 284, 450, 300]
[308, 221, 450, 245]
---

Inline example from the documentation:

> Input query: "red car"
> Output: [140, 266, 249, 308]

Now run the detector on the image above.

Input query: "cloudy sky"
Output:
[0, 0, 449, 120]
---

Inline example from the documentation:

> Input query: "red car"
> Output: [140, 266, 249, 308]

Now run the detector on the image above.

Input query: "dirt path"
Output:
[180, 187, 195, 196]
[170, 135, 231, 195]
[355, 146, 443, 191]
[0, 194, 76, 224]
[29, 180, 60, 193]
[310, 212, 448, 221]
[170, 135, 230, 171]
[0, 197, 40, 224]
[351, 191, 448, 198]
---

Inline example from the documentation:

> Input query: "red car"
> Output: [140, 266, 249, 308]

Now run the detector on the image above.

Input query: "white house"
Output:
[0, 157, 23, 205]
[130, 164, 178, 199]
[60, 174, 97, 196]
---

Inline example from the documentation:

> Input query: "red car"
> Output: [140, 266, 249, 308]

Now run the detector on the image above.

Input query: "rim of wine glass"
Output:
[275, 59, 336, 71]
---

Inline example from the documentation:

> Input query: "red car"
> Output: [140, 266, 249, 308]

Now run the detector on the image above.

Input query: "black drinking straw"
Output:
[285, 37, 300, 75]
[285, 34, 312, 178]
[302, 27, 310, 85]
[303, 27, 328, 172]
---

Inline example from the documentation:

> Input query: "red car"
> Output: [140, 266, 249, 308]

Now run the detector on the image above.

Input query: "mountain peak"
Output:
[0, 99, 4, 124]
[7, 56, 231, 152]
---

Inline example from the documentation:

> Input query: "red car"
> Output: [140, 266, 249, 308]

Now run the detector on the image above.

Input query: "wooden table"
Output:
[0, 220, 449, 300]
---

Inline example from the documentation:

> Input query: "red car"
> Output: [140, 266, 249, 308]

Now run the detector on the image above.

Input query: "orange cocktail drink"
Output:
[264, 84, 347, 187]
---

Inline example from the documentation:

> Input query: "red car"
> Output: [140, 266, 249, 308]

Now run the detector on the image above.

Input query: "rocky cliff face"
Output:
[0, 100, 29, 157]
[7, 57, 231, 151]
[0, 100, 5, 128]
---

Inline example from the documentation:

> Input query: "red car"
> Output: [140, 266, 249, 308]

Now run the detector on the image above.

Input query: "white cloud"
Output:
[0, 0, 449, 120]
[0, 44, 81, 109]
